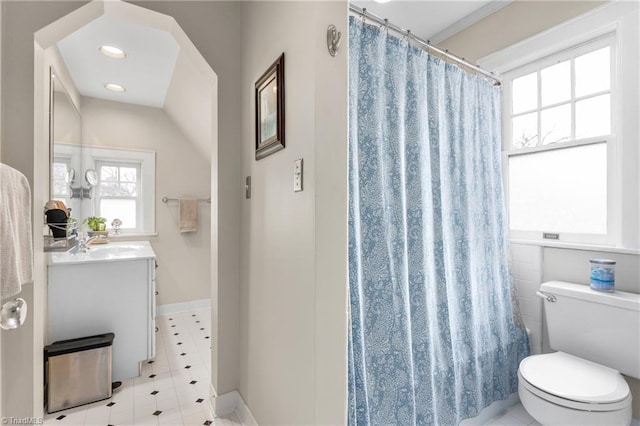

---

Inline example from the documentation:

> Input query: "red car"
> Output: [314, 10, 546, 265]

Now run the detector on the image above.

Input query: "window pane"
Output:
[100, 183, 137, 197]
[509, 143, 607, 234]
[541, 61, 570, 107]
[119, 183, 137, 196]
[512, 72, 538, 114]
[120, 167, 137, 182]
[52, 162, 68, 181]
[512, 112, 538, 149]
[99, 182, 119, 196]
[53, 183, 70, 197]
[100, 199, 137, 229]
[575, 47, 610, 97]
[541, 103, 571, 145]
[100, 166, 118, 182]
[52, 163, 69, 196]
[576, 94, 610, 139]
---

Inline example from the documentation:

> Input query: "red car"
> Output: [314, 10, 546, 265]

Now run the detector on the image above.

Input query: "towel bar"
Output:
[161, 196, 211, 204]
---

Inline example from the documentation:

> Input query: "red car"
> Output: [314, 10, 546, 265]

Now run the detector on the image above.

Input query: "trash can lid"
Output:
[45, 333, 115, 358]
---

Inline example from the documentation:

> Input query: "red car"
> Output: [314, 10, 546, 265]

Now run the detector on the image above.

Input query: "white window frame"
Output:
[502, 34, 617, 246]
[478, 1, 640, 250]
[95, 160, 143, 232]
[82, 145, 156, 235]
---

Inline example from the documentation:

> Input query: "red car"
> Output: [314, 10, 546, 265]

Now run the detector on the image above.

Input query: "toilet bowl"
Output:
[518, 352, 632, 425]
[518, 281, 639, 426]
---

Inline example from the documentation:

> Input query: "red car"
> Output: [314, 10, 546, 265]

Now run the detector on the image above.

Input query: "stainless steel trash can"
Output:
[45, 333, 115, 413]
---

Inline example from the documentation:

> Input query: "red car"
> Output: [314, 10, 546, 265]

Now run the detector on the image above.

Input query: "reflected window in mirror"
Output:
[52, 142, 82, 217]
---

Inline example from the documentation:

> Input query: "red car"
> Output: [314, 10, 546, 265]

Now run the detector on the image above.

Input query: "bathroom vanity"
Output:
[47, 241, 156, 381]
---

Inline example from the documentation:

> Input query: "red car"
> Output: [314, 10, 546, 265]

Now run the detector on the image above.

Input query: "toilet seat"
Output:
[519, 352, 631, 412]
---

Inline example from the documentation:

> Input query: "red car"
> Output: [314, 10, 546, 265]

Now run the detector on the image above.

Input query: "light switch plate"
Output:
[294, 159, 303, 192]
[245, 176, 251, 199]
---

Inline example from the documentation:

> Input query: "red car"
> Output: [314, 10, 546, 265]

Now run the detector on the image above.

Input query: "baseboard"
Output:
[156, 298, 211, 316]
[210, 387, 237, 417]
[209, 384, 257, 425]
[236, 393, 258, 426]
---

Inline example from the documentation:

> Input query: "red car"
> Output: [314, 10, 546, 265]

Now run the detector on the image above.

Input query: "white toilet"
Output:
[518, 281, 639, 425]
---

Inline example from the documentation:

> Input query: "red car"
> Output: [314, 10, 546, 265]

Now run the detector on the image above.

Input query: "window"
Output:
[84, 145, 155, 235]
[95, 161, 142, 232]
[504, 35, 615, 244]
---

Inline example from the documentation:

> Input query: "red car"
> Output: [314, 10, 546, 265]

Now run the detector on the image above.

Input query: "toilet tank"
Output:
[540, 281, 640, 379]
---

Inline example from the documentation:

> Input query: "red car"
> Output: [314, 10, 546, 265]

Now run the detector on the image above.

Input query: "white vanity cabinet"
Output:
[48, 242, 156, 381]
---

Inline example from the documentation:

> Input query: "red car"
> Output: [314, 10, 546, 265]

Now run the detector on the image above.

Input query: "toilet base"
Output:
[519, 381, 632, 426]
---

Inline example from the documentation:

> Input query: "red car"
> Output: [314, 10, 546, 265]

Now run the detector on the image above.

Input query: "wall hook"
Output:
[327, 24, 342, 57]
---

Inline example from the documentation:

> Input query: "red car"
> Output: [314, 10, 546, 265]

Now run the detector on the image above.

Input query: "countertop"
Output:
[48, 241, 156, 266]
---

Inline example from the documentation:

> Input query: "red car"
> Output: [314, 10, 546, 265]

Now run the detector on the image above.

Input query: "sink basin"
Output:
[48, 241, 156, 265]
[87, 244, 138, 257]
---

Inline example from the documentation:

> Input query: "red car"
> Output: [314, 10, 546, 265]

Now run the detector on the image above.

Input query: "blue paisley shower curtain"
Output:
[348, 17, 529, 425]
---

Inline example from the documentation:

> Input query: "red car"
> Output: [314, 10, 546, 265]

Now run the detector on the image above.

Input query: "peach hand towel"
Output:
[179, 198, 198, 233]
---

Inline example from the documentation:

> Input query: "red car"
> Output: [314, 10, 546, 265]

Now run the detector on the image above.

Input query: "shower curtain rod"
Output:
[349, 4, 502, 86]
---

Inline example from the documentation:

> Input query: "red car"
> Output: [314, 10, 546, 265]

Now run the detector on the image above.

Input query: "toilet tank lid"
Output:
[540, 281, 640, 311]
[520, 352, 629, 404]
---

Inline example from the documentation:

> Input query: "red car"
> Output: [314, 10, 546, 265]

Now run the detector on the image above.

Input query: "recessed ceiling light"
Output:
[98, 45, 127, 59]
[373, 0, 392, 3]
[104, 83, 126, 93]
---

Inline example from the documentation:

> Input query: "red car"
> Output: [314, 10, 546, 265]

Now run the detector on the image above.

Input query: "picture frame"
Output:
[255, 53, 285, 160]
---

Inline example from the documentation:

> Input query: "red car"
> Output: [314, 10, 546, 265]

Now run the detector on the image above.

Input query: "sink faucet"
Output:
[70, 236, 98, 254]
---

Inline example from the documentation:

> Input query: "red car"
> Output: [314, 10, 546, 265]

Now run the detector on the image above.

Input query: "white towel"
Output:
[0, 163, 33, 299]
[179, 198, 198, 233]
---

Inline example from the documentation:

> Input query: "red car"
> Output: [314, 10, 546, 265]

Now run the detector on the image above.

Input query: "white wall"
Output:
[238, 2, 348, 424]
[82, 96, 211, 305]
[312, 3, 349, 423]
[509, 244, 544, 354]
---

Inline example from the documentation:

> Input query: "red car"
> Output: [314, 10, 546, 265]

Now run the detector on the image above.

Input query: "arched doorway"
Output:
[29, 0, 219, 420]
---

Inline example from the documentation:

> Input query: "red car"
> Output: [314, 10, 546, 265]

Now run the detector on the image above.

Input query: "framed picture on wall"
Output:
[255, 53, 285, 160]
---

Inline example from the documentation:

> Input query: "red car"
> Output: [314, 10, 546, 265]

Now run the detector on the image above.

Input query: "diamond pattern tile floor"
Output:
[43, 308, 240, 426]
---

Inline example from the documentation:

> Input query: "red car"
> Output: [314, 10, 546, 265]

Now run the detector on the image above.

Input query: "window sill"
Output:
[510, 239, 640, 255]
[108, 233, 158, 239]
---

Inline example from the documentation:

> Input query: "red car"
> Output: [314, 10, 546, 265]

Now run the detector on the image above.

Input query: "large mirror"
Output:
[49, 66, 156, 235]
[50, 67, 83, 220]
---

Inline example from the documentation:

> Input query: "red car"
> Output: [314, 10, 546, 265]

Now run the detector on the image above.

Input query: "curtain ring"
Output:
[383, 18, 389, 32]
[362, 8, 367, 24]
